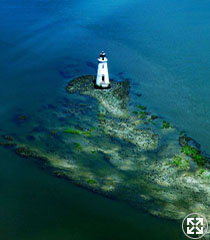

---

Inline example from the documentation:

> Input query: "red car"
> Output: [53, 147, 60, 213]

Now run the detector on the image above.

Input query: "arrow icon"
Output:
[195, 226, 203, 235]
[182, 213, 208, 239]
[187, 218, 195, 226]
[196, 218, 203, 226]
[187, 226, 195, 235]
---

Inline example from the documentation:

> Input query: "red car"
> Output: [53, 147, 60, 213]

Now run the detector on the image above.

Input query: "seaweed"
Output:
[161, 120, 173, 129]
[87, 179, 97, 185]
[74, 143, 83, 152]
[137, 105, 147, 111]
[173, 156, 190, 169]
[63, 128, 91, 137]
[181, 145, 206, 167]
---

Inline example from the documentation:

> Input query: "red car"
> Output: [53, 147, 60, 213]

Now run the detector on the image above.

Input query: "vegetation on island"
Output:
[63, 128, 91, 137]
[132, 106, 148, 120]
[172, 155, 190, 170]
[87, 179, 97, 185]
[181, 145, 206, 167]
[161, 120, 173, 129]
[133, 105, 159, 126]
[137, 104, 147, 111]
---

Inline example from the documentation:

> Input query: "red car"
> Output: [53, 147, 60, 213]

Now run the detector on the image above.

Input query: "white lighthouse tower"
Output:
[96, 51, 110, 88]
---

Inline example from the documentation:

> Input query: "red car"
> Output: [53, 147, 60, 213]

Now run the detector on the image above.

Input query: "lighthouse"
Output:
[95, 51, 110, 89]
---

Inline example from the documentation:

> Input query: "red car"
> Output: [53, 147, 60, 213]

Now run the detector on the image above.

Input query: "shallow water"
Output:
[0, 0, 210, 239]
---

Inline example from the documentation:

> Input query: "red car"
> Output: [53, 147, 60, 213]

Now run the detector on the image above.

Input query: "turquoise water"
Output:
[1, 0, 210, 239]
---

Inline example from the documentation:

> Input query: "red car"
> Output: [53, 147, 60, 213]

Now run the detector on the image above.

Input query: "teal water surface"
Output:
[1, 0, 210, 239]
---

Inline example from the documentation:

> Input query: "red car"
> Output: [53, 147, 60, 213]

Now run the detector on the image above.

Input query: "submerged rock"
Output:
[3, 135, 14, 141]
[16, 146, 49, 162]
[0, 141, 16, 147]
[101, 118, 158, 150]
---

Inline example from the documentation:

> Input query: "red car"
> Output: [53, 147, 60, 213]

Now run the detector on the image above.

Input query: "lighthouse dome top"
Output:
[100, 51, 106, 58]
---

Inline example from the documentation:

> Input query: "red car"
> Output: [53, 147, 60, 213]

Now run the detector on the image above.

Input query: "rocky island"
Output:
[1, 75, 210, 230]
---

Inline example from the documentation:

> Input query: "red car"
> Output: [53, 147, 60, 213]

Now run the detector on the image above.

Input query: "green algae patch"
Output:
[132, 111, 138, 115]
[197, 168, 205, 177]
[90, 150, 96, 154]
[74, 142, 83, 152]
[63, 128, 91, 137]
[161, 120, 173, 129]
[133, 105, 148, 120]
[173, 155, 190, 170]
[181, 145, 206, 167]
[137, 105, 147, 111]
[87, 179, 97, 185]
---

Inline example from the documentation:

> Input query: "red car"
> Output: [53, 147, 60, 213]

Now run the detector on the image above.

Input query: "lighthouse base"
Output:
[94, 83, 111, 89]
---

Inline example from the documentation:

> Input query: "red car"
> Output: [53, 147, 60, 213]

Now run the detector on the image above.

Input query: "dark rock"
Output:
[66, 75, 130, 118]
[151, 115, 158, 120]
[53, 171, 67, 179]
[3, 135, 14, 141]
[179, 134, 191, 147]
[16, 147, 49, 162]
[0, 142, 16, 147]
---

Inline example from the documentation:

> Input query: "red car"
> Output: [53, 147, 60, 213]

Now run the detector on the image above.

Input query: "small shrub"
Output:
[161, 120, 172, 129]
[87, 179, 97, 185]
[132, 111, 138, 115]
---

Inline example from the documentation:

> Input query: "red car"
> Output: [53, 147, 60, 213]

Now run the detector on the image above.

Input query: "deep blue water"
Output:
[0, 0, 210, 239]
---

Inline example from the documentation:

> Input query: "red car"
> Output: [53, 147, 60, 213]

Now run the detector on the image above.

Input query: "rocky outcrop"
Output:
[66, 75, 129, 118]
[0, 75, 209, 226]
